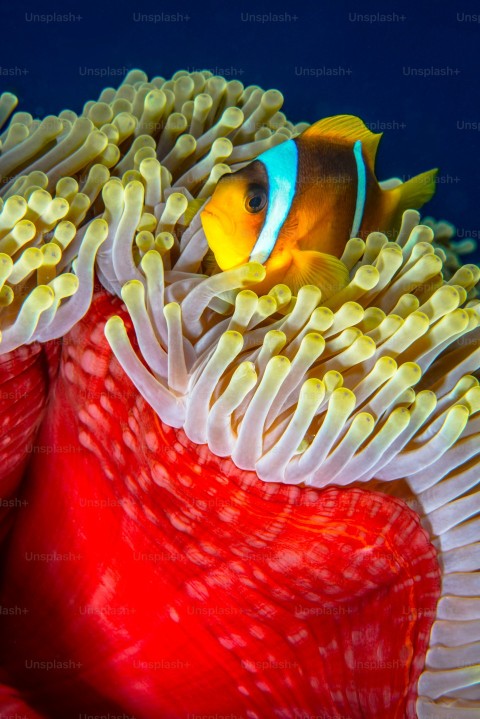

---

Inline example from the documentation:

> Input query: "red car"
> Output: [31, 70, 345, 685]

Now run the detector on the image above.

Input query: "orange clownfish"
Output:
[200, 115, 437, 297]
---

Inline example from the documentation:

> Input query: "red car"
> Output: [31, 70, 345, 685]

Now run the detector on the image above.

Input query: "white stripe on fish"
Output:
[249, 139, 299, 264]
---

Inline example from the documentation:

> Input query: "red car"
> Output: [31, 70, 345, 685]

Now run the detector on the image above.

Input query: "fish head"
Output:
[201, 161, 268, 270]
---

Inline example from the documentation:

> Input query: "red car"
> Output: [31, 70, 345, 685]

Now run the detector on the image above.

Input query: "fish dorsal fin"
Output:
[301, 115, 382, 167]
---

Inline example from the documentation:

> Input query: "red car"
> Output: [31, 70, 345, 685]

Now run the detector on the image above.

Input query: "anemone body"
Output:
[0, 291, 440, 718]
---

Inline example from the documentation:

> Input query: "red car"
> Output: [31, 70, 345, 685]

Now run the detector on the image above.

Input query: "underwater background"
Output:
[1, 0, 479, 261]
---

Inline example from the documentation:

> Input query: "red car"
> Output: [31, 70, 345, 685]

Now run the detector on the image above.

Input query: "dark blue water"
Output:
[2, 1, 479, 260]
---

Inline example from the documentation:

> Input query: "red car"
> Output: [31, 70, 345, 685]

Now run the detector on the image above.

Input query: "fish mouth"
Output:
[200, 207, 216, 222]
[201, 205, 235, 236]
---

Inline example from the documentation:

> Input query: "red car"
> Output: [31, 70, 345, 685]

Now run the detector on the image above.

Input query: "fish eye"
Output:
[245, 186, 267, 213]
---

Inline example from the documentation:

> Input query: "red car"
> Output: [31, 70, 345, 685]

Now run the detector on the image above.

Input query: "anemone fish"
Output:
[201, 115, 438, 297]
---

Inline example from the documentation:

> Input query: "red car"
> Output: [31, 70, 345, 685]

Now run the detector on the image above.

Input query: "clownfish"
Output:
[200, 115, 437, 297]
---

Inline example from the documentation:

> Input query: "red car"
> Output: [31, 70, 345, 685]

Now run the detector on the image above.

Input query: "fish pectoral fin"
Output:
[393, 168, 438, 213]
[303, 115, 382, 165]
[286, 249, 350, 299]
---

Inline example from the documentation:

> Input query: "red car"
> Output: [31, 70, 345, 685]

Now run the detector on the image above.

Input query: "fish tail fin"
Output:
[393, 168, 438, 215]
[285, 249, 350, 298]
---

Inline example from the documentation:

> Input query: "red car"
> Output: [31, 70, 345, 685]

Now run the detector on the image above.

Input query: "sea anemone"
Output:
[0, 69, 478, 718]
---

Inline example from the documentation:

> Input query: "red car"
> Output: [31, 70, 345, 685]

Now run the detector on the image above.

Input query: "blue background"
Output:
[1, 1, 479, 260]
